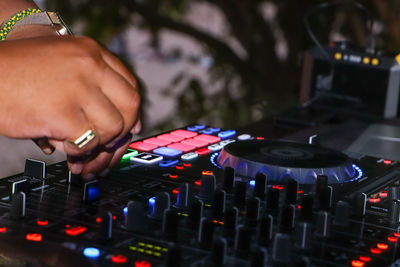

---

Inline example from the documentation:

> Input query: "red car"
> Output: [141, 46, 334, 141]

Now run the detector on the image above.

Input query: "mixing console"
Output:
[1, 125, 400, 266]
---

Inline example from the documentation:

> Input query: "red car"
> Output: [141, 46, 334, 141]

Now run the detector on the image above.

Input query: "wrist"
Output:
[5, 24, 58, 40]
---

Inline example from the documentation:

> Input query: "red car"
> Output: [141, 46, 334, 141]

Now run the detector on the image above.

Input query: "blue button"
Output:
[153, 147, 182, 158]
[202, 128, 214, 135]
[195, 124, 206, 130]
[187, 126, 198, 132]
[83, 247, 100, 258]
[218, 130, 236, 139]
[210, 127, 221, 133]
[159, 159, 179, 167]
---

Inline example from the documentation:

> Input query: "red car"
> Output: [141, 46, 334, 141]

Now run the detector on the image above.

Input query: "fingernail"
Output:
[132, 121, 142, 134]
[42, 147, 55, 155]
[83, 173, 95, 180]
[70, 162, 83, 174]
[99, 168, 110, 177]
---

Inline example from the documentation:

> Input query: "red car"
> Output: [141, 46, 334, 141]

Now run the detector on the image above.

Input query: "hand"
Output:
[0, 35, 141, 179]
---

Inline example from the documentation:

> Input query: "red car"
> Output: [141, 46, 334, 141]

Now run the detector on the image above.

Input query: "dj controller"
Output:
[2, 125, 400, 267]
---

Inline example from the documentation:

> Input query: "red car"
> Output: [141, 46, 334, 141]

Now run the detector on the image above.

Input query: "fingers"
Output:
[33, 138, 55, 155]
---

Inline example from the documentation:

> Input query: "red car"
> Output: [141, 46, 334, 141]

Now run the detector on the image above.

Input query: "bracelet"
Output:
[0, 8, 42, 41]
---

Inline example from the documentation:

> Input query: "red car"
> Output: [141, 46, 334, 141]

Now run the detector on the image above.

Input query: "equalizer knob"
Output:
[333, 201, 350, 227]
[316, 211, 330, 238]
[279, 204, 296, 232]
[233, 181, 247, 209]
[125, 201, 146, 231]
[258, 215, 273, 246]
[318, 186, 333, 210]
[272, 233, 291, 264]
[246, 197, 260, 225]
[189, 199, 203, 227]
[199, 174, 216, 202]
[387, 200, 400, 224]
[210, 238, 227, 266]
[174, 183, 192, 210]
[266, 187, 280, 213]
[300, 194, 314, 221]
[286, 179, 299, 204]
[198, 218, 215, 247]
[149, 192, 170, 220]
[166, 244, 181, 267]
[224, 207, 238, 237]
[100, 212, 113, 242]
[212, 189, 226, 219]
[163, 209, 179, 238]
[352, 193, 367, 218]
[223, 167, 235, 190]
[251, 247, 267, 267]
[295, 222, 312, 250]
[254, 173, 267, 199]
[235, 226, 252, 257]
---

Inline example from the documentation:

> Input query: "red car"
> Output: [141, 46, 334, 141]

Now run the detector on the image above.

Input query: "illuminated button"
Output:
[351, 260, 364, 267]
[83, 247, 100, 259]
[371, 58, 379, 66]
[194, 134, 221, 144]
[26, 233, 42, 242]
[359, 256, 370, 262]
[181, 152, 198, 161]
[153, 147, 182, 158]
[202, 170, 214, 176]
[187, 126, 199, 131]
[176, 164, 184, 170]
[181, 138, 208, 148]
[157, 133, 185, 142]
[135, 260, 151, 267]
[65, 225, 87, 236]
[380, 190, 388, 198]
[144, 137, 171, 147]
[195, 180, 201, 186]
[363, 57, 370, 64]
[383, 159, 392, 165]
[37, 220, 48, 226]
[187, 124, 206, 131]
[111, 255, 127, 264]
[368, 197, 381, 203]
[122, 150, 138, 160]
[183, 163, 191, 167]
[388, 236, 398, 242]
[238, 134, 251, 140]
[96, 217, 101, 223]
[208, 143, 223, 151]
[219, 139, 235, 146]
[370, 247, 381, 254]
[159, 159, 179, 167]
[377, 243, 388, 250]
[272, 185, 284, 190]
[168, 143, 195, 153]
[0, 227, 6, 233]
[218, 130, 236, 139]
[169, 174, 178, 179]
[334, 52, 342, 60]
[395, 232, 400, 237]
[195, 148, 211, 156]
[170, 129, 198, 138]
[129, 142, 158, 152]
[172, 188, 179, 195]
[202, 129, 214, 135]
[131, 153, 163, 164]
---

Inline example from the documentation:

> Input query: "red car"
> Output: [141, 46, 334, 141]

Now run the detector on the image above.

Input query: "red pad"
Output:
[170, 129, 198, 138]
[168, 142, 196, 153]
[181, 138, 208, 148]
[194, 134, 221, 144]
[129, 142, 158, 152]
[195, 147, 211, 156]
[157, 133, 185, 142]
[143, 137, 171, 147]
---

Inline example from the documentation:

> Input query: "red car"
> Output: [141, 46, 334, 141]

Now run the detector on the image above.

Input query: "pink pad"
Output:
[170, 129, 198, 138]
[168, 142, 196, 153]
[157, 133, 185, 142]
[129, 142, 158, 152]
[181, 138, 208, 148]
[144, 137, 171, 147]
[194, 134, 221, 144]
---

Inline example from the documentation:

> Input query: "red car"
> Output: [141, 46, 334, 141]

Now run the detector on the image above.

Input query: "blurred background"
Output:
[2, 0, 400, 177]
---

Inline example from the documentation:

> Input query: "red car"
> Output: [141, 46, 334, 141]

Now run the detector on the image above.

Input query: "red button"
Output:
[167, 142, 195, 153]
[144, 137, 171, 147]
[170, 129, 198, 138]
[96, 217, 101, 223]
[370, 247, 381, 254]
[194, 180, 201, 186]
[0, 227, 6, 233]
[395, 232, 400, 237]
[377, 243, 388, 250]
[351, 260, 364, 267]
[26, 233, 42, 242]
[194, 134, 221, 144]
[359, 256, 370, 262]
[129, 142, 158, 152]
[172, 188, 179, 195]
[368, 197, 381, 203]
[158, 133, 185, 142]
[181, 138, 209, 148]
[111, 254, 127, 264]
[388, 236, 398, 242]
[183, 163, 191, 167]
[169, 174, 178, 179]
[135, 260, 151, 267]
[202, 170, 213, 176]
[37, 220, 48, 226]
[195, 148, 211, 156]
[66, 225, 87, 236]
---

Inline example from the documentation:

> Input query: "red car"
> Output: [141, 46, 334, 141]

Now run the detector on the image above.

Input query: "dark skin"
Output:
[0, 1, 141, 179]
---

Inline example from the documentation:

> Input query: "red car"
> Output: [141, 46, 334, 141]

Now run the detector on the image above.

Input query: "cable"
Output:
[304, 1, 375, 64]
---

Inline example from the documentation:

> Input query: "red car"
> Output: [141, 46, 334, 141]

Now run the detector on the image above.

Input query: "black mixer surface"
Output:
[0, 125, 400, 267]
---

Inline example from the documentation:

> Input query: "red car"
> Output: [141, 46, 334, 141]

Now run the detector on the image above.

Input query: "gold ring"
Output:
[73, 129, 96, 149]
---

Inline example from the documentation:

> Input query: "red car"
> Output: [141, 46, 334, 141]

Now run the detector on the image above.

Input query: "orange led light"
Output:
[377, 243, 388, 250]
[351, 260, 364, 267]
[202, 170, 213, 176]
[359, 256, 370, 262]
[26, 233, 42, 242]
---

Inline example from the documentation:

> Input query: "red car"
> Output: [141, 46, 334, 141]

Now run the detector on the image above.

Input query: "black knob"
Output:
[316, 175, 328, 194]
[162, 209, 179, 237]
[295, 222, 312, 250]
[246, 197, 260, 225]
[82, 180, 100, 203]
[9, 178, 30, 197]
[254, 173, 267, 199]
[198, 218, 215, 247]
[224, 207, 238, 237]
[199, 175, 216, 202]
[166, 244, 181, 267]
[189, 198, 203, 227]
[286, 179, 299, 204]
[223, 167, 235, 190]
[315, 211, 330, 238]
[174, 183, 192, 210]
[279, 204, 296, 232]
[24, 159, 46, 179]
[266, 188, 280, 212]
[333, 201, 350, 227]
[235, 226, 252, 256]
[10, 192, 26, 219]
[318, 186, 332, 210]
[300, 194, 314, 221]
[125, 201, 146, 231]
[210, 238, 227, 266]
[100, 212, 113, 242]
[352, 193, 366, 218]
[212, 189, 226, 219]
[272, 233, 291, 264]
[388, 200, 400, 224]
[258, 215, 273, 246]
[149, 192, 170, 220]
[233, 181, 247, 208]
[251, 247, 267, 267]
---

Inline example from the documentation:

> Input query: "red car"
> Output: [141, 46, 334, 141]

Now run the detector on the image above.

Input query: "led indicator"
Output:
[351, 260, 364, 267]
[26, 233, 42, 242]
[202, 170, 213, 176]
[123, 207, 128, 215]
[96, 217, 101, 223]
[394, 232, 400, 237]
[210, 152, 222, 169]
[135, 260, 151, 267]
[65, 225, 87, 236]
[0, 227, 6, 233]
[377, 243, 388, 250]
[183, 163, 191, 167]
[249, 180, 255, 187]
[111, 254, 127, 264]
[380, 191, 388, 198]
[388, 236, 398, 243]
[172, 188, 179, 195]
[383, 159, 392, 165]
[256, 137, 264, 140]
[368, 197, 381, 203]
[176, 165, 184, 170]
[359, 256, 370, 262]
[122, 150, 139, 160]
[272, 185, 284, 190]
[169, 174, 178, 179]
[370, 247, 381, 254]
[298, 189, 303, 194]
[83, 247, 100, 259]
[37, 220, 48, 226]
